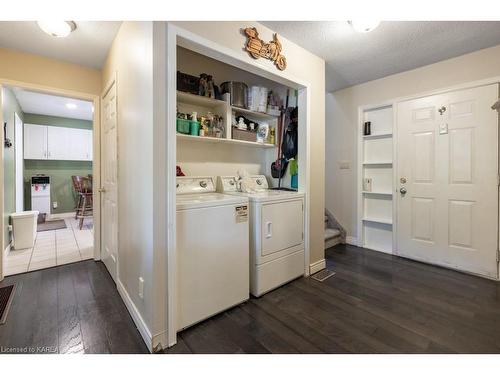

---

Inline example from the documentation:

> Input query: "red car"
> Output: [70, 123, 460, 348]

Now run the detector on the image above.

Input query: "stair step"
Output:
[325, 228, 340, 240]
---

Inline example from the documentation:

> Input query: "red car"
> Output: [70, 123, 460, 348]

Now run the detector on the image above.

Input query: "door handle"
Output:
[265, 221, 272, 239]
[400, 187, 407, 195]
[98, 187, 107, 193]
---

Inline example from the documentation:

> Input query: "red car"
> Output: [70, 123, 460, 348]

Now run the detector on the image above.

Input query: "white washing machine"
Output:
[217, 175, 305, 297]
[176, 176, 250, 331]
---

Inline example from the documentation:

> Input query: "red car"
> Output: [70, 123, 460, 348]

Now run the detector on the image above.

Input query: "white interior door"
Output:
[14, 113, 23, 212]
[397, 84, 499, 278]
[101, 80, 118, 282]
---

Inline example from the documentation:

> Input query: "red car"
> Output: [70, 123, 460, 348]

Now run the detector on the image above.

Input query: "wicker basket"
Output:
[232, 127, 257, 142]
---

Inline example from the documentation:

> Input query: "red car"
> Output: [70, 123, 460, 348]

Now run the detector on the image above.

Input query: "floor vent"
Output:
[0, 284, 16, 325]
[311, 269, 336, 282]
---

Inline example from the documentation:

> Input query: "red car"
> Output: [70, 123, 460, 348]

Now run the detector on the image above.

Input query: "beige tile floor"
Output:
[3, 217, 94, 276]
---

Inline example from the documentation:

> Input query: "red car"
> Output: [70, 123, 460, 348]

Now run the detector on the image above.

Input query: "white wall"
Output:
[101, 21, 155, 343]
[326, 44, 500, 241]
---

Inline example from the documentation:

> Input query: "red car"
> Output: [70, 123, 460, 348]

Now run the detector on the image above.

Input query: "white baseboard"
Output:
[47, 212, 76, 220]
[309, 259, 326, 274]
[346, 236, 358, 246]
[117, 279, 153, 353]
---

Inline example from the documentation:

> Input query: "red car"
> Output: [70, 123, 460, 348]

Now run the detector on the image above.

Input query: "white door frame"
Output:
[162, 23, 312, 347]
[14, 112, 23, 212]
[356, 75, 500, 281]
[0, 78, 101, 282]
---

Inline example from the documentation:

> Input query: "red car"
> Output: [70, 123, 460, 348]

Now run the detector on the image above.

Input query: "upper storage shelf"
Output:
[231, 105, 280, 121]
[176, 90, 277, 147]
[177, 91, 227, 109]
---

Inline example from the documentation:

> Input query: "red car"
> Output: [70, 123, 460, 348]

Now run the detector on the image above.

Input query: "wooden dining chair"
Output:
[72, 175, 93, 230]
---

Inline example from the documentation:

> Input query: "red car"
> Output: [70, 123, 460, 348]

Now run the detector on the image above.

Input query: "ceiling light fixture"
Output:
[37, 21, 77, 38]
[66, 103, 77, 109]
[349, 20, 380, 33]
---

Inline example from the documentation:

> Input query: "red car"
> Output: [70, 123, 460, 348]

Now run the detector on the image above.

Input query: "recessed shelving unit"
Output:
[362, 191, 393, 196]
[362, 133, 392, 140]
[358, 104, 394, 254]
[176, 90, 277, 148]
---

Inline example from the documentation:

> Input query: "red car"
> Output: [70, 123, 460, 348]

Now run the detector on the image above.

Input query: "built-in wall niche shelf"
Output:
[362, 191, 393, 196]
[362, 217, 393, 225]
[362, 161, 392, 165]
[363, 133, 392, 140]
[359, 104, 395, 255]
[177, 91, 228, 108]
[177, 133, 276, 148]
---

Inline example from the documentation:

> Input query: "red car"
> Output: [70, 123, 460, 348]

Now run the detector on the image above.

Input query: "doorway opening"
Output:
[2, 86, 94, 275]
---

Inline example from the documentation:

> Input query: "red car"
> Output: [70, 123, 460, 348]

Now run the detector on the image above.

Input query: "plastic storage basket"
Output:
[176, 118, 191, 134]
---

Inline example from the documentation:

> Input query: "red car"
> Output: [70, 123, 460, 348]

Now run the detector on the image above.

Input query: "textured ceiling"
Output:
[0, 21, 121, 69]
[261, 21, 500, 91]
[13, 88, 93, 121]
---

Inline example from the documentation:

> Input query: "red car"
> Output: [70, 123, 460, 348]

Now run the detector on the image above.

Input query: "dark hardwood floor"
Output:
[165, 244, 500, 354]
[2, 244, 500, 354]
[0, 260, 148, 354]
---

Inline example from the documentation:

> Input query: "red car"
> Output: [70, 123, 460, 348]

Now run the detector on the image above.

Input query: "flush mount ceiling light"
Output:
[37, 21, 77, 38]
[349, 20, 381, 33]
[65, 103, 77, 109]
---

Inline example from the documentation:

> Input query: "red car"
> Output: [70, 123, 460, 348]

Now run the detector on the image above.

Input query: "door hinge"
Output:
[497, 249, 500, 262]
[497, 174, 500, 187]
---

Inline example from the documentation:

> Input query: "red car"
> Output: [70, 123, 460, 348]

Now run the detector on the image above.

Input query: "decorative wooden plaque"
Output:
[243, 27, 287, 71]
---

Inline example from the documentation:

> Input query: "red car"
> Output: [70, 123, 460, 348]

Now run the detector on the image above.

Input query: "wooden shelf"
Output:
[363, 217, 393, 225]
[177, 91, 227, 108]
[363, 133, 392, 140]
[177, 133, 276, 148]
[231, 106, 280, 121]
[362, 191, 393, 196]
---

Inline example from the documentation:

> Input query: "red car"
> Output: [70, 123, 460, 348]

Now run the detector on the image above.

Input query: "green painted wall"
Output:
[2, 87, 24, 247]
[22, 114, 93, 215]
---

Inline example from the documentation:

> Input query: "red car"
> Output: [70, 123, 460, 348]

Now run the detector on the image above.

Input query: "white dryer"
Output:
[176, 176, 250, 331]
[217, 175, 305, 297]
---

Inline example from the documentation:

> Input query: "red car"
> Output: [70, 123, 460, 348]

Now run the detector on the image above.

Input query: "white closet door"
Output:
[396, 84, 499, 278]
[24, 124, 48, 160]
[101, 80, 118, 281]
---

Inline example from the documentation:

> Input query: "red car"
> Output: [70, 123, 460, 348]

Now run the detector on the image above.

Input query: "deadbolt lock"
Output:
[400, 177, 407, 184]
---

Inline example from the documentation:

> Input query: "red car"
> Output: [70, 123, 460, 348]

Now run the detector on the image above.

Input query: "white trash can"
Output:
[11, 211, 39, 250]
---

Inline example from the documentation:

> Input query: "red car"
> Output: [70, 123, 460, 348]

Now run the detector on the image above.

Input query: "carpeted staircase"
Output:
[324, 210, 345, 250]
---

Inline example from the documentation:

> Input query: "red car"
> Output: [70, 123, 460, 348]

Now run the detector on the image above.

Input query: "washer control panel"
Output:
[176, 177, 215, 195]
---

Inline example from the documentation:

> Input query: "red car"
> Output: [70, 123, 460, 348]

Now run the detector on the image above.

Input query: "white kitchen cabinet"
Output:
[47, 126, 71, 160]
[25, 124, 93, 161]
[24, 124, 48, 160]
